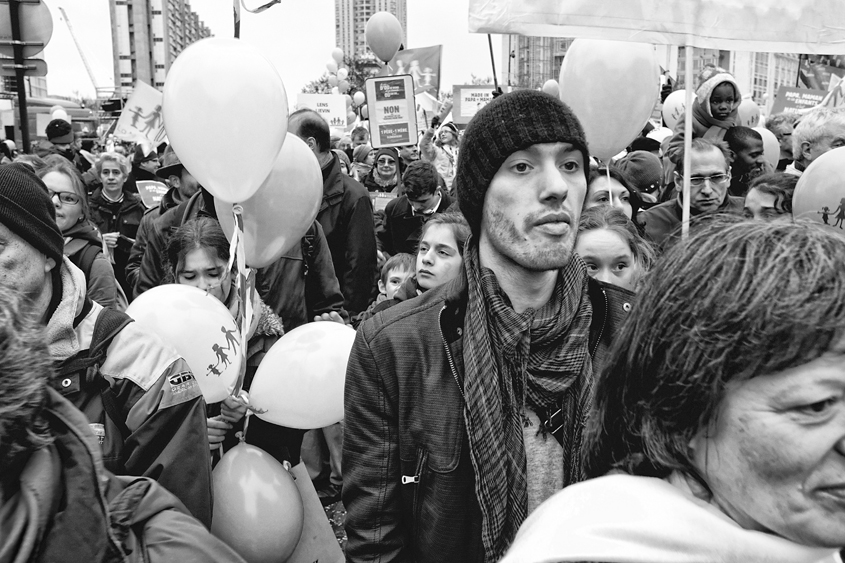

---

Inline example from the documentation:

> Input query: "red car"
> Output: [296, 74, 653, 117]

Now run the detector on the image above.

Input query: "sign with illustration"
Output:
[452, 85, 498, 125]
[296, 93, 348, 129]
[115, 81, 167, 145]
[378, 45, 442, 96]
[365, 74, 418, 148]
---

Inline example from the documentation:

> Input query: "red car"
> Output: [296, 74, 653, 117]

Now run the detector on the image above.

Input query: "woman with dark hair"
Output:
[502, 217, 845, 563]
[38, 155, 122, 310]
[164, 218, 296, 462]
[574, 206, 655, 292]
[585, 166, 645, 224]
[744, 172, 799, 221]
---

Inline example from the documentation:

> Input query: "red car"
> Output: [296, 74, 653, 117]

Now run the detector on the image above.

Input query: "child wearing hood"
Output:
[665, 65, 741, 165]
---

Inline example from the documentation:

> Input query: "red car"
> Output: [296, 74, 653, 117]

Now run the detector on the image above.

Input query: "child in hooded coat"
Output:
[665, 65, 741, 166]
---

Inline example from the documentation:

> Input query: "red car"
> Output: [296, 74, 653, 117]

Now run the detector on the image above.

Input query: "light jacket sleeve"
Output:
[121, 357, 214, 528]
[343, 325, 407, 562]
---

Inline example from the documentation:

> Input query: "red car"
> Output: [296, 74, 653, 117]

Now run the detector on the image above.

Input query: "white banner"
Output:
[468, 0, 845, 54]
[115, 81, 166, 145]
[296, 94, 348, 130]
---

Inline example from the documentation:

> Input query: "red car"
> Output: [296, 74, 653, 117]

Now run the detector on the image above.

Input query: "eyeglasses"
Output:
[49, 190, 81, 205]
[687, 173, 730, 187]
[377, 158, 396, 166]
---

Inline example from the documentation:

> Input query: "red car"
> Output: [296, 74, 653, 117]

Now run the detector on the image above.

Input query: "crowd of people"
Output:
[1, 62, 844, 562]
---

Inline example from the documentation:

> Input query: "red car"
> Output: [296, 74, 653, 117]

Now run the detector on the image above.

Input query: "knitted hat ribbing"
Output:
[0, 163, 64, 264]
[455, 90, 590, 234]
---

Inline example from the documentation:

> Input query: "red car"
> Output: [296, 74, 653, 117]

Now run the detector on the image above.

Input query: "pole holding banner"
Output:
[681, 45, 694, 240]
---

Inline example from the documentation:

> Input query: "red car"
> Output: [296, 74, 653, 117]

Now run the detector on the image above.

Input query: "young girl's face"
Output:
[709, 83, 737, 120]
[575, 228, 640, 291]
[416, 224, 463, 291]
[177, 247, 231, 303]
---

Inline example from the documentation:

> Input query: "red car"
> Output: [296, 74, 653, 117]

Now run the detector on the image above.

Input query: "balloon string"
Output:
[605, 162, 611, 202]
[230, 206, 253, 396]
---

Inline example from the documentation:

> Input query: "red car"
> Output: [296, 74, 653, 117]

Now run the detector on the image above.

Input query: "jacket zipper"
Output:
[591, 287, 608, 357]
[438, 305, 465, 402]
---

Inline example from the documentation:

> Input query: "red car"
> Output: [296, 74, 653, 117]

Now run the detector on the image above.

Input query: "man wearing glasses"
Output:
[641, 138, 743, 251]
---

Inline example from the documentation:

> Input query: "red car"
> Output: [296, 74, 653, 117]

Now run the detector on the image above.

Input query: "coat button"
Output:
[61, 378, 72, 388]
[623, 302, 632, 312]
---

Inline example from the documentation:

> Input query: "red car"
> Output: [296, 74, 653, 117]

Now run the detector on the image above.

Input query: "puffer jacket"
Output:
[46, 258, 213, 527]
[343, 269, 634, 563]
[1, 387, 243, 562]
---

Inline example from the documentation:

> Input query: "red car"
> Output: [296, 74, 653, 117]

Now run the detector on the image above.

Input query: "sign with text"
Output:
[296, 93, 347, 129]
[770, 86, 827, 115]
[115, 81, 166, 145]
[136, 180, 169, 209]
[452, 85, 497, 125]
[365, 75, 418, 148]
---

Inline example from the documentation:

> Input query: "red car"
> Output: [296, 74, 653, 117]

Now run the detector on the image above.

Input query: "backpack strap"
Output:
[54, 308, 135, 441]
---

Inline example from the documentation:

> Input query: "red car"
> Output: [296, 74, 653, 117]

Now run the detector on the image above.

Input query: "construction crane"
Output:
[57, 6, 99, 92]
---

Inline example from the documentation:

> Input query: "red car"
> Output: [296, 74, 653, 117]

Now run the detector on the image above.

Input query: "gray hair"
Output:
[765, 112, 796, 132]
[95, 151, 130, 176]
[585, 216, 845, 486]
[792, 107, 845, 161]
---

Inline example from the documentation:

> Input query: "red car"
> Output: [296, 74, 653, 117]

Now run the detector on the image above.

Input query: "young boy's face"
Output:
[378, 266, 413, 300]
[709, 83, 736, 120]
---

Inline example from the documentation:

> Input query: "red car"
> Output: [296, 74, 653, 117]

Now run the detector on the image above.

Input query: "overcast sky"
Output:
[40, 0, 504, 105]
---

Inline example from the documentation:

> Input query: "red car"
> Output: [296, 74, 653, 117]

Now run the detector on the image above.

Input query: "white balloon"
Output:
[51, 109, 70, 122]
[331, 47, 344, 63]
[326, 60, 338, 74]
[353, 91, 366, 106]
[337, 67, 349, 81]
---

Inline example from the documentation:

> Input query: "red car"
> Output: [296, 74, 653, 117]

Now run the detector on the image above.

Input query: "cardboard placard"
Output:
[115, 81, 166, 145]
[136, 180, 169, 209]
[770, 86, 828, 115]
[297, 94, 348, 130]
[285, 463, 345, 563]
[365, 75, 418, 148]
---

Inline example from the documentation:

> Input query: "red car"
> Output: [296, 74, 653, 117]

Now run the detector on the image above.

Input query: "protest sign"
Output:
[379, 45, 442, 96]
[285, 463, 344, 563]
[296, 93, 348, 130]
[365, 75, 418, 148]
[135, 180, 169, 209]
[115, 81, 166, 145]
[770, 86, 827, 115]
[452, 85, 496, 125]
[371, 192, 398, 213]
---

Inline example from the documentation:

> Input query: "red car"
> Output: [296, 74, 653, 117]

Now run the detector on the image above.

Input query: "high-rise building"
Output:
[109, 0, 212, 94]
[502, 36, 573, 90]
[335, 0, 407, 61]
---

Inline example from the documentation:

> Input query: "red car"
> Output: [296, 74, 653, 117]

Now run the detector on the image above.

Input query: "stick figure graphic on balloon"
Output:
[206, 326, 240, 377]
[832, 198, 845, 229]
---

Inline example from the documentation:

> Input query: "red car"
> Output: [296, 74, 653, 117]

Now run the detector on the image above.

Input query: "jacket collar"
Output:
[91, 187, 142, 212]
[320, 153, 345, 210]
[45, 258, 93, 361]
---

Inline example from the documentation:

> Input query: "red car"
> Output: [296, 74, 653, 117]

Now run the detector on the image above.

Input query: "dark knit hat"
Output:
[374, 147, 399, 163]
[615, 150, 663, 194]
[352, 144, 373, 164]
[46, 119, 74, 144]
[0, 163, 64, 263]
[454, 89, 589, 234]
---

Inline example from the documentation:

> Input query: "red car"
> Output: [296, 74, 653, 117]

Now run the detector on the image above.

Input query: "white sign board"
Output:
[365, 75, 418, 148]
[116, 81, 166, 145]
[296, 94, 348, 130]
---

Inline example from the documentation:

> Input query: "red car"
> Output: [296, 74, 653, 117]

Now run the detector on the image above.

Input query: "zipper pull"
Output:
[402, 475, 420, 485]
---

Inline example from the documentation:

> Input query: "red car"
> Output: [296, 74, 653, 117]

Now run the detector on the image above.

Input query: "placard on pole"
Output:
[364, 74, 418, 148]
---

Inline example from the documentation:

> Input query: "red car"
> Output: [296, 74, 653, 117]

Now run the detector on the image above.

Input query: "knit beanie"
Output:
[46, 119, 74, 144]
[455, 89, 589, 234]
[353, 144, 373, 164]
[615, 151, 664, 194]
[374, 147, 399, 163]
[0, 163, 64, 263]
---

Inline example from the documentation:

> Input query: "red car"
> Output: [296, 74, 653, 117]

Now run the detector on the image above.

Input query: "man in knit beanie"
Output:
[0, 162, 214, 527]
[343, 90, 634, 563]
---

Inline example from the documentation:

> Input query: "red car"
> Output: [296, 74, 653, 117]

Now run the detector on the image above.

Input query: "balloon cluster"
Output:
[325, 47, 366, 126]
[49, 104, 70, 123]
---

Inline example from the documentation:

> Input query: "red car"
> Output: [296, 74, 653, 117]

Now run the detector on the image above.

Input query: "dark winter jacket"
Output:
[125, 186, 181, 292]
[376, 191, 453, 256]
[0, 387, 243, 562]
[317, 153, 379, 317]
[343, 269, 635, 563]
[640, 194, 744, 251]
[89, 188, 145, 297]
[62, 220, 119, 310]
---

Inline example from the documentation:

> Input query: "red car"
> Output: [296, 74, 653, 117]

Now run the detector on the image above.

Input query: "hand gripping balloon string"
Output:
[228, 206, 254, 396]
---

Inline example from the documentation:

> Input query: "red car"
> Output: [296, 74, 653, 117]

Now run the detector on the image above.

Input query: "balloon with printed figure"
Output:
[331, 47, 344, 63]
[216, 134, 322, 269]
[793, 146, 845, 232]
[250, 322, 356, 429]
[541, 79, 559, 98]
[738, 98, 761, 127]
[662, 89, 687, 132]
[162, 37, 288, 204]
[211, 443, 304, 563]
[753, 126, 780, 170]
[337, 67, 349, 81]
[559, 39, 659, 161]
[353, 91, 365, 106]
[365, 11, 404, 63]
[126, 285, 241, 403]
[328, 75, 338, 87]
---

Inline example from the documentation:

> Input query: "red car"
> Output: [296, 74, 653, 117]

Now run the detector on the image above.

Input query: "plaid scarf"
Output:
[462, 242, 593, 562]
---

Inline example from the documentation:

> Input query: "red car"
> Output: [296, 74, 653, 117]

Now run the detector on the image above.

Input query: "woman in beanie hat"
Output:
[351, 144, 374, 182]
[344, 90, 634, 563]
[420, 121, 460, 194]
[361, 147, 402, 194]
[38, 156, 122, 310]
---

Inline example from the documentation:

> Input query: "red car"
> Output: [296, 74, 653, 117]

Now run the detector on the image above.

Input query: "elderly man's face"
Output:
[679, 147, 730, 214]
[480, 142, 587, 271]
[773, 122, 794, 159]
[689, 344, 845, 548]
[804, 122, 845, 165]
[0, 222, 55, 319]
